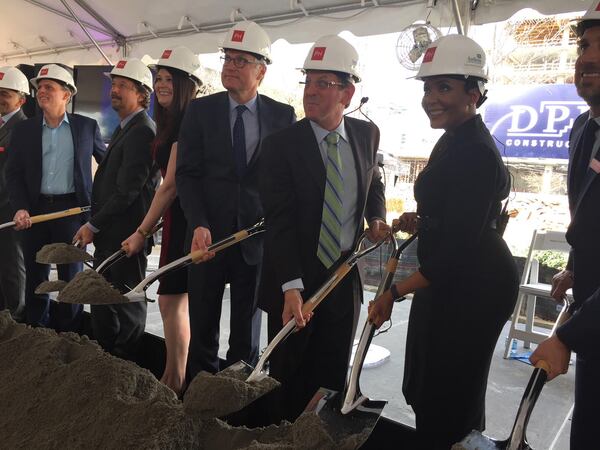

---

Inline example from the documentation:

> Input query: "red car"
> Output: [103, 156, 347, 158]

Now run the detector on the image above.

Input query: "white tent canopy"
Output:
[1, 0, 592, 66]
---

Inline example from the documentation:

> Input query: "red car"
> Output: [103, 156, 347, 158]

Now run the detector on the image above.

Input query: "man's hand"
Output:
[122, 232, 145, 257]
[368, 289, 395, 328]
[13, 209, 31, 230]
[366, 219, 390, 243]
[529, 335, 571, 381]
[551, 270, 573, 302]
[283, 289, 312, 329]
[191, 226, 215, 263]
[73, 224, 94, 246]
[393, 212, 418, 234]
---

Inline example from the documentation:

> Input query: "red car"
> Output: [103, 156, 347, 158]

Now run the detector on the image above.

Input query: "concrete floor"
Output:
[141, 275, 574, 450]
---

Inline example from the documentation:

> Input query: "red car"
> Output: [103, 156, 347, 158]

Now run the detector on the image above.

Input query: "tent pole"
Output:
[451, 0, 465, 35]
[59, 0, 113, 64]
[23, 0, 111, 36]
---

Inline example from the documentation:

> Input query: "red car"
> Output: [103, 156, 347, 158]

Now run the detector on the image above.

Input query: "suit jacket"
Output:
[0, 109, 27, 211]
[90, 110, 156, 252]
[176, 91, 296, 266]
[557, 112, 600, 356]
[258, 117, 386, 315]
[6, 113, 105, 222]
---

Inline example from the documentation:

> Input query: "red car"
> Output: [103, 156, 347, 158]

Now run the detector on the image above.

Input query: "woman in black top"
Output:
[369, 35, 519, 449]
[123, 46, 201, 396]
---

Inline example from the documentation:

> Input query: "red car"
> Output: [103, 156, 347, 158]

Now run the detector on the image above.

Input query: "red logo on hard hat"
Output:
[311, 47, 326, 61]
[161, 50, 172, 59]
[596, 2, 600, 11]
[116, 60, 127, 69]
[0, 73, 4, 80]
[422, 47, 437, 63]
[40, 68, 49, 76]
[232, 30, 245, 42]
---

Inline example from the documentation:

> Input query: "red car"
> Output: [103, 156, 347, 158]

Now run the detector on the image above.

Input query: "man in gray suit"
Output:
[0, 66, 28, 321]
[176, 21, 295, 381]
[74, 58, 156, 360]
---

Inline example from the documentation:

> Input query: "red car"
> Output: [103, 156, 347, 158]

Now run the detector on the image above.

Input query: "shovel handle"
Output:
[190, 229, 249, 263]
[30, 206, 90, 224]
[534, 360, 550, 373]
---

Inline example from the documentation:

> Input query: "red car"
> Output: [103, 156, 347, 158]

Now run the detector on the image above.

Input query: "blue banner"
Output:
[482, 84, 588, 159]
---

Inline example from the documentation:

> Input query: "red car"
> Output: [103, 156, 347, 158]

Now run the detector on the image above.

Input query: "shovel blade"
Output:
[304, 387, 386, 448]
[452, 430, 507, 450]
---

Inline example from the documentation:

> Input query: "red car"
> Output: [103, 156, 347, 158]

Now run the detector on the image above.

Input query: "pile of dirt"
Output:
[0, 312, 369, 449]
[36, 243, 94, 264]
[57, 270, 128, 304]
[34, 279, 68, 294]
[184, 365, 280, 420]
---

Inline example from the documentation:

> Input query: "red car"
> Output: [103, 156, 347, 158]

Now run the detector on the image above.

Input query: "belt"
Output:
[39, 193, 77, 203]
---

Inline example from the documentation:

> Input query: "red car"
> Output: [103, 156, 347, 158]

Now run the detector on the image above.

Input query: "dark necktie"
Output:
[111, 124, 122, 142]
[571, 119, 599, 200]
[233, 105, 247, 177]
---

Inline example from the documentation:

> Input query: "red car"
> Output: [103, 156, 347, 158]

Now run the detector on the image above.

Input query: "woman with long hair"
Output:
[122, 46, 201, 395]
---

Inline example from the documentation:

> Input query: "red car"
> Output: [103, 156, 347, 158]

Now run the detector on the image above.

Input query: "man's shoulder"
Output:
[68, 113, 100, 129]
[258, 94, 294, 113]
[188, 91, 227, 109]
[264, 117, 308, 142]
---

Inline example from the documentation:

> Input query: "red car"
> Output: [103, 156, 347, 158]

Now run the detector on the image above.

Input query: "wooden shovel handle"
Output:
[534, 360, 551, 373]
[30, 207, 87, 224]
[190, 229, 249, 263]
[301, 263, 353, 316]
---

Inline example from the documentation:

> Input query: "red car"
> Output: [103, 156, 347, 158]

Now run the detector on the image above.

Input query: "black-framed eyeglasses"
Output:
[299, 79, 345, 90]
[220, 55, 261, 68]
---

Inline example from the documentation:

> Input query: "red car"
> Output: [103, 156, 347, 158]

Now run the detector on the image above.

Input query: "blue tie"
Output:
[317, 131, 343, 268]
[233, 105, 247, 177]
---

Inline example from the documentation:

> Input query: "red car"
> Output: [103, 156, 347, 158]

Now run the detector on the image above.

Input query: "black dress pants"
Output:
[22, 195, 83, 332]
[186, 245, 261, 382]
[0, 202, 25, 321]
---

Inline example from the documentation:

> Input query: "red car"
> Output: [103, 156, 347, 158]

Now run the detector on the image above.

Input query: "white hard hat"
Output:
[30, 64, 77, 95]
[416, 34, 488, 82]
[575, 1, 600, 36]
[107, 58, 153, 92]
[221, 21, 272, 64]
[0, 66, 30, 95]
[302, 35, 361, 83]
[150, 46, 202, 86]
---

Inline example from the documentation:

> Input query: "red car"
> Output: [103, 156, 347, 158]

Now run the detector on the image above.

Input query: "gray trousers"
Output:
[0, 203, 25, 321]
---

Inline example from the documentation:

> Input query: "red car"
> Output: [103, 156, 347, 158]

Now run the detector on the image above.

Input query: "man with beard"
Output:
[176, 21, 296, 382]
[530, 3, 600, 448]
[0, 66, 29, 322]
[74, 58, 156, 360]
[7, 64, 105, 331]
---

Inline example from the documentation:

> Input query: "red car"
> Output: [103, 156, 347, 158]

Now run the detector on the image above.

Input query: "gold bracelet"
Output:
[137, 228, 150, 238]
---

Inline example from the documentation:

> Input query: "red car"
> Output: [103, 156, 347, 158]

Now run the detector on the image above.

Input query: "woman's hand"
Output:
[368, 289, 395, 328]
[122, 231, 145, 257]
[393, 212, 418, 234]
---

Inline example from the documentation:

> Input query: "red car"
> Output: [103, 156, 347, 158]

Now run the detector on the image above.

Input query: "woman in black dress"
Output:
[122, 46, 201, 395]
[368, 35, 519, 449]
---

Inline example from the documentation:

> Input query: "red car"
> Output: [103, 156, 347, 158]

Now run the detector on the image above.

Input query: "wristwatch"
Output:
[390, 283, 402, 301]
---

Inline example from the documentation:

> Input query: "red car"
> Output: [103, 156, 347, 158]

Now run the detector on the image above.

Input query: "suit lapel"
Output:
[345, 119, 366, 209]
[568, 122, 586, 204]
[100, 111, 144, 170]
[297, 119, 326, 192]
[247, 95, 265, 169]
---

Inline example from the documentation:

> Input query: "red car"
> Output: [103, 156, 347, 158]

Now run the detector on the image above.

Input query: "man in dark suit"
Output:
[259, 35, 388, 421]
[0, 66, 28, 322]
[531, 5, 600, 448]
[74, 58, 156, 360]
[7, 64, 105, 331]
[176, 21, 296, 381]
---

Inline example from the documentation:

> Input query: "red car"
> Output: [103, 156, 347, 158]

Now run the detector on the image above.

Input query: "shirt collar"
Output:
[229, 94, 258, 115]
[120, 108, 144, 129]
[42, 111, 69, 128]
[309, 118, 348, 144]
[589, 112, 600, 128]
[1, 108, 20, 125]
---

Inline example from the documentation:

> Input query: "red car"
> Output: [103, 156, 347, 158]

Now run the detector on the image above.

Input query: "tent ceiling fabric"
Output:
[0, 0, 592, 66]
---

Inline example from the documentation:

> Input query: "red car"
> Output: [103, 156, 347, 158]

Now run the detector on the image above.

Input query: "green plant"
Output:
[535, 250, 567, 270]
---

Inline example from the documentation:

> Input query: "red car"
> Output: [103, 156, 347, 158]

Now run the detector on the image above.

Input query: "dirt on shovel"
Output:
[184, 365, 280, 420]
[36, 242, 93, 264]
[57, 270, 128, 304]
[34, 279, 68, 294]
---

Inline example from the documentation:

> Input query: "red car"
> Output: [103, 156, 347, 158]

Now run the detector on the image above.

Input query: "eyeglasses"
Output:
[220, 55, 261, 68]
[299, 79, 345, 90]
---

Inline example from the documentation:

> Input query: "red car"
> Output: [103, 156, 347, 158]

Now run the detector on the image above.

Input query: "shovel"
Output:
[0, 206, 91, 230]
[95, 219, 164, 274]
[122, 220, 265, 302]
[453, 299, 571, 450]
[302, 233, 418, 447]
[184, 232, 391, 422]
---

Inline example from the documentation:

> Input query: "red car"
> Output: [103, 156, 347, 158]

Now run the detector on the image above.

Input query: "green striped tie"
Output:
[317, 131, 343, 268]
